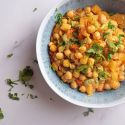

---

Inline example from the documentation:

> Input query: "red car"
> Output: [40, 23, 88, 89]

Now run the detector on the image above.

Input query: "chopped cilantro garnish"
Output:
[19, 66, 34, 85]
[7, 53, 13, 58]
[87, 43, 105, 61]
[108, 21, 115, 29]
[107, 51, 114, 60]
[29, 94, 38, 99]
[33, 8, 37, 12]
[55, 10, 63, 25]
[103, 32, 110, 39]
[83, 108, 94, 117]
[98, 70, 109, 80]
[8, 93, 20, 100]
[77, 65, 89, 74]
[0, 108, 4, 120]
[33, 59, 38, 64]
[6, 79, 18, 91]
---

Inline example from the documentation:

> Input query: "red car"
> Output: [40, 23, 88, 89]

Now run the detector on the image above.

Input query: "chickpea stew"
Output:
[48, 5, 125, 95]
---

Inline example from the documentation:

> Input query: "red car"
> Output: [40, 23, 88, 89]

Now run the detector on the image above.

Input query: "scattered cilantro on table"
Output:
[0, 108, 4, 120]
[83, 108, 94, 117]
[7, 53, 13, 58]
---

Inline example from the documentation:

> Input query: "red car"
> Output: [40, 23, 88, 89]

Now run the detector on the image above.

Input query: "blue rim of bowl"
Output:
[36, 0, 125, 108]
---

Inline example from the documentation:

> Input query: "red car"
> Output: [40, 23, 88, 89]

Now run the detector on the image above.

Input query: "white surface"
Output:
[0, 0, 125, 125]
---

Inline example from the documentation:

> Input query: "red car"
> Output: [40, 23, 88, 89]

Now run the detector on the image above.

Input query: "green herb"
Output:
[108, 21, 115, 29]
[70, 38, 80, 45]
[103, 32, 110, 39]
[84, 79, 95, 85]
[6, 79, 18, 91]
[8, 93, 20, 100]
[115, 34, 125, 47]
[107, 51, 114, 60]
[7, 53, 13, 58]
[87, 43, 105, 61]
[49, 98, 54, 101]
[0, 108, 4, 120]
[58, 41, 66, 46]
[19, 66, 34, 85]
[77, 65, 89, 74]
[50, 64, 56, 71]
[33, 8, 37, 12]
[55, 10, 63, 25]
[33, 59, 38, 64]
[83, 108, 94, 117]
[74, 15, 80, 20]
[29, 94, 38, 99]
[108, 12, 115, 16]
[98, 70, 109, 80]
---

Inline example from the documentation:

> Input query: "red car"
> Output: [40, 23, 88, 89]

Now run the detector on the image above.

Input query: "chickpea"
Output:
[84, 6, 91, 14]
[79, 46, 86, 53]
[49, 42, 54, 46]
[64, 49, 71, 57]
[110, 20, 118, 27]
[87, 25, 96, 33]
[61, 75, 67, 82]
[93, 71, 98, 78]
[110, 81, 120, 89]
[73, 71, 80, 78]
[97, 83, 104, 92]
[79, 86, 86, 93]
[93, 31, 101, 40]
[63, 59, 70, 67]
[57, 71, 63, 77]
[64, 71, 72, 80]
[120, 65, 125, 71]
[79, 74, 86, 81]
[88, 58, 95, 66]
[119, 74, 125, 81]
[62, 19, 68, 24]
[104, 83, 111, 90]
[67, 10, 75, 18]
[119, 44, 124, 52]
[80, 55, 89, 65]
[50, 44, 57, 52]
[86, 84, 93, 95]
[75, 52, 83, 59]
[59, 30, 63, 36]
[70, 63, 76, 69]
[58, 46, 65, 52]
[61, 24, 71, 31]
[51, 62, 58, 71]
[87, 68, 93, 78]
[53, 33, 60, 40]
[71, 81, 78, 89]
[56, 52, 64, 59]
[99, 14, 107, 24]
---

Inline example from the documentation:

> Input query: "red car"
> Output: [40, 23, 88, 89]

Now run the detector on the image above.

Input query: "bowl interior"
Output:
[37, 0, 125, 108]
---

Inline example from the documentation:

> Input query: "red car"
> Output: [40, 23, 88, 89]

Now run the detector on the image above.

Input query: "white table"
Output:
[0, 0, 125, 125]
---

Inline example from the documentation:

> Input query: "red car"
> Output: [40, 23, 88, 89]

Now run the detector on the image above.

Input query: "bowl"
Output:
[36, 0, 125, 108]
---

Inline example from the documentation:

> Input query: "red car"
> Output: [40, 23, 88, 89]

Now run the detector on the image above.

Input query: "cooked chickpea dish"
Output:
[48, 5, 125, 95]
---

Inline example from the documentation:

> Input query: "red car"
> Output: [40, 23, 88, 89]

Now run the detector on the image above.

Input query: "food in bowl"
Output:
[48, 5, 125, 96]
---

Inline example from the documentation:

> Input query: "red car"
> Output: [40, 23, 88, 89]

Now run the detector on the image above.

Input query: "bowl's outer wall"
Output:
[37, 0, 125, 108]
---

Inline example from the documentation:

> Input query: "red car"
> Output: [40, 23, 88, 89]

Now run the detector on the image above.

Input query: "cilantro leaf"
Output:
[0, 108, 4, 120]
[19, 66, 33, 83]
[8, 93, 20, 100]
[7, 53, 13, 58]
[55, 10, 63, 25]
[103, 32, 110, 39]
[98, 70, 109, 80]
[108, 21, 115, 29]
[77, 65, 89, 74]
[87, 43, 105, 61]
[83, 108, 94, 117]
[6, 79, 18, 91]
